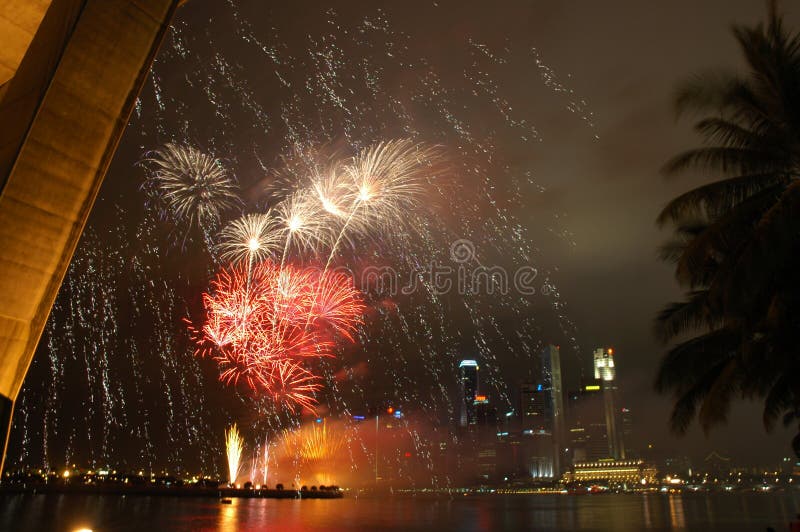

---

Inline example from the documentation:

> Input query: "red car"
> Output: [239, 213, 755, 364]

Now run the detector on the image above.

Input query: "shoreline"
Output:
[0, 484, 342, 499]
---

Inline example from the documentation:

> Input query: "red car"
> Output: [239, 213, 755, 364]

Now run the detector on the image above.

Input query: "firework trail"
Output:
[225, 423, 244, 485]
[268, 436, 269, 487]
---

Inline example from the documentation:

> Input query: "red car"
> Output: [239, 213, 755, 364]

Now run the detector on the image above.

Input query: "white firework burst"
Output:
[217, 212, 283, 264]
[144, 143, 240, 228]
[275, 189, 333, 256]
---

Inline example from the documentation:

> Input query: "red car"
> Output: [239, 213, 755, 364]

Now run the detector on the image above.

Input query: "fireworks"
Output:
[275, 190, 332, 257]
[144, 143, 240, 228]
[268, 436, 269, 486]
[280, 419, 343, 462]
[13, 0, 594, 479]
[298, 140, 446, 268]
[342, 139, 442, 236]
[225, 424, 244, 485]
[266, 360, 324, 413]
[311, 168, 349, 218]
[190, 261, 363, 411]
[217, 213, 283, 265]
[185, 139, 443, 411]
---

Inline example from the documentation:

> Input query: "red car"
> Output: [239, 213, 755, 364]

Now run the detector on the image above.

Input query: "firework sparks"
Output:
[217, 213, 283, 265]
[268, 436, 269, 486]
[143, 143, 240, 228]
[307, 139, 445, 270]
[225, 423, 244, 486]
[265, 360, 323, 413]
[310, 270, 365, 341]
[190, 261, 363, 411]
[275, 190, 332, 257]
[343, 139, 442, 235]
[280, 419, 343, 462]
[311, 167, 349, 218]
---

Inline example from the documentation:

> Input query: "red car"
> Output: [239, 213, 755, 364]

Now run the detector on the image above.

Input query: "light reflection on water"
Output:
[1, 492, 799, 531]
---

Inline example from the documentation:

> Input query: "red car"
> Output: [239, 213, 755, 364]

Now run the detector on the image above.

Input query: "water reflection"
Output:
[1, 492, 799, 531]
[218, 498, 239, 532]
[642, 493, 652, 528]
[668, 495, 685, 529]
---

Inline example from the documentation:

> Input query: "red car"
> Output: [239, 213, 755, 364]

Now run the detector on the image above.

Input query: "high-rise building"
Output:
[593, 347, 616, 381]
[567, 382, 608, 463]
[513, 346, 566, 479]
[594, 347, 623, 459]
[621, 407, 635, 458]
[520, 383, 547, 431]
[516, 384, 555, 479]
[473, 395, 498, 479]
[541, 345, 565, 477]
[459, 360, 479, 428]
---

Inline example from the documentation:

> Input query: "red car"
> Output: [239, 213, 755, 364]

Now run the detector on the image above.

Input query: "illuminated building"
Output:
[474, 395, 498, 479]
[474, 395, 497, 428]
[663, 456, 692, 478]
[520, 383, 546, 430]
[510, 346, 564, 480]
[593, 347, 616, 381]
[594, 347, 623, 460]
[563, 459, 657, 486]
[459, 360, 479, 428]
[567, 383, 608, 463]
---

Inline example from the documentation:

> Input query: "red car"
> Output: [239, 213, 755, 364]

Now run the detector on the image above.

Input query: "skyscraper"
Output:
[567, 382, 608, 463]
[541, 345, 565, 477]
[520, 382, 547, 431]
[515, 346, 566, 479]
[594, 347, 623, 459]
[473, 395, 498, 479]
[459, 360, 479, 428]
[593, 346, 616, 381]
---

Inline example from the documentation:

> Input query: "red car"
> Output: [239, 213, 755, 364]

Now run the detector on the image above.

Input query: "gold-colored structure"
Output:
[0, 0, 184, 470]
[563, 459, 658, 486]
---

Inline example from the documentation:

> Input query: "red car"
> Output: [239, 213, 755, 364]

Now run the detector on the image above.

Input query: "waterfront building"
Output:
[703, 451, 732, 478]
[662, 456, 692, 478]
[563, 459, 657, 486]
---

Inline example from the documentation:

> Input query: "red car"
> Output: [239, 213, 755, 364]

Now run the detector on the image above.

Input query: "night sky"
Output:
[9, 1, 800, 474]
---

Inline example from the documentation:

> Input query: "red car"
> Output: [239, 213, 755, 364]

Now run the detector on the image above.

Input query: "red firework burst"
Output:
[190, 260, 363, 411]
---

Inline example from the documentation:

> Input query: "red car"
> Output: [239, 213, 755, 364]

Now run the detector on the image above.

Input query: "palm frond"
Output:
[655, 327, 738, 394]
[762, 373, 795, 431]
[654, 290, 715, 343]
[663, 146, 778, 177]
[656, 172, 787, 225]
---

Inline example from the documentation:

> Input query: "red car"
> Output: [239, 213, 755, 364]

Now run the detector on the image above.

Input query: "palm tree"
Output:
[655, 0, 800, 456]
